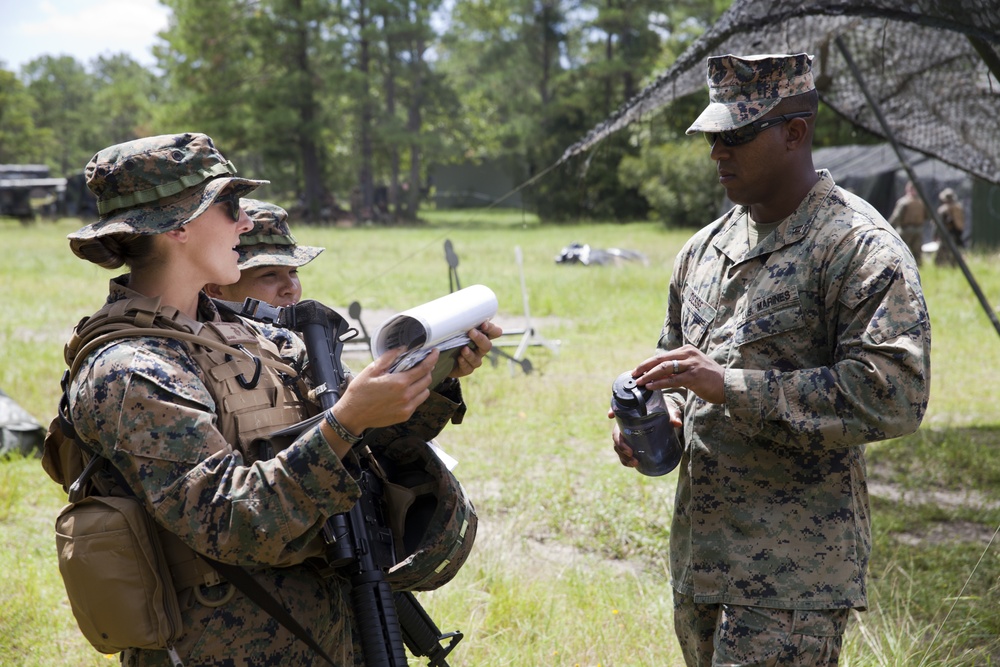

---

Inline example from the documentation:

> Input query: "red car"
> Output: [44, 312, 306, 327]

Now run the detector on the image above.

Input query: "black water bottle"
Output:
[611, 371, 682, 476]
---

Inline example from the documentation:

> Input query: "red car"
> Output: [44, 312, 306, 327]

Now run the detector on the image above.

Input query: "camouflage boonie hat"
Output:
[686, 53, 815, 134]
[68, 133, 267, 259]
[236, 198, 324, 270]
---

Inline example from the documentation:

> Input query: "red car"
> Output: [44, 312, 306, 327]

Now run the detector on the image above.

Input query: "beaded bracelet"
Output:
[324, 409, 364, 446]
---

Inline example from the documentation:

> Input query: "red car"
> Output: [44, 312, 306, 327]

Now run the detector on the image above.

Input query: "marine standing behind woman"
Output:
[204, 197, 324, 308]
[60, 132, 498, 666]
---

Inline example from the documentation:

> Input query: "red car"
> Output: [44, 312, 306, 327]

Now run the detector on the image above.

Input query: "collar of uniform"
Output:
[711, 170, 835, 263]
[781, 170, 836, 242]
[107, 274, 209, 335]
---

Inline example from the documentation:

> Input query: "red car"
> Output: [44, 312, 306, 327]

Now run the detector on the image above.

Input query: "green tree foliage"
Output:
[156, 0, 346, 216]
[20, 56, 101, 176]
[618, 133, 722, 228]
[437, 0, 560, 161]
[437, 0, 589, 219]
[155, 0, 457, 223]
[91, 55, 160, 146]
[0, 68, 52, 164]
[155, 1, 265, 162]
[155, 0, 256, 136]
[247, 0, 344, 218]
[9, 53, 157, 178]
[615, 89, 724, 228]
[342, 0, 457, 222]
[4, 0, 742, 222]
[436, 0, 727, 222]
[397, 0, 459, 220]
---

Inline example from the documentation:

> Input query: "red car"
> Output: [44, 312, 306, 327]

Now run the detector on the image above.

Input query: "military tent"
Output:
[559, 0, 1000, 335]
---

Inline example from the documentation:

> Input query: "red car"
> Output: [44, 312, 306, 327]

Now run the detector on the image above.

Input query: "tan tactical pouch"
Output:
[55, 495, 182, 654]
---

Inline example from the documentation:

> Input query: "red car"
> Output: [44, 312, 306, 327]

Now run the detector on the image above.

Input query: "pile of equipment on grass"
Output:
[0, 388, 44, 457]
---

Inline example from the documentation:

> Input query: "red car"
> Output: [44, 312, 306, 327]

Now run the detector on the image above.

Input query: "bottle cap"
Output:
[612, 371, 651, 415]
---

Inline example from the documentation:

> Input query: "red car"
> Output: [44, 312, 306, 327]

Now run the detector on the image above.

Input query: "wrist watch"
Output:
[324, 410, 364, 446]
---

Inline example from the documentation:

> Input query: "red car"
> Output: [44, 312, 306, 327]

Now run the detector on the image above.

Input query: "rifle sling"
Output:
[69, 327, 297, 380]
[199, 557, 337, 666]
[76, 453, 338, 666]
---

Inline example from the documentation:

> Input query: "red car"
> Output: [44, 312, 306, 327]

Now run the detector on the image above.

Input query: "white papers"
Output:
[370, 284, 499, 375]
[427, 439, 459, 471]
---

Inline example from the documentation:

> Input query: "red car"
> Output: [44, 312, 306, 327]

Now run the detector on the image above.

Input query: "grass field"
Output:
[2, 210, 999, 666]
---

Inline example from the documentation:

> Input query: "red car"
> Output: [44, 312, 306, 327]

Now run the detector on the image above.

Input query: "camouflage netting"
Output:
[562, 0, 1000, 185]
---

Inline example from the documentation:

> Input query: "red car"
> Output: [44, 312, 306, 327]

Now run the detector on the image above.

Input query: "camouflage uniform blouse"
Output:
[661, 170, 930, 610]
[70, 279, 464, 666]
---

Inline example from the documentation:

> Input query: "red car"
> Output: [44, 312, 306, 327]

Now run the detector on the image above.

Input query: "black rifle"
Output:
[234, 297, 463, 667]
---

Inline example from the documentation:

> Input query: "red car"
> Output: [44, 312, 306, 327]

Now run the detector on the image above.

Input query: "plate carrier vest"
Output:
[44, 294, 318, 595]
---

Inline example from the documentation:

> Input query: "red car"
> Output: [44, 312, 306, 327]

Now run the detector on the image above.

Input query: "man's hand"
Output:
[609, 417, 639, 469]
[633, 345, 726, 404]
[608, 401, 683, 468]
[448, 320, 503, 378]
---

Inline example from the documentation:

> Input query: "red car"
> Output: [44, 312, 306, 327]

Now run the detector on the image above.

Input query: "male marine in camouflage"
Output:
[612, 54, 930, 666]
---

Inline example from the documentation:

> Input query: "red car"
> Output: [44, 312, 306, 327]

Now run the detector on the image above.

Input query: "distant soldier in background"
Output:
[888, 180, 927, 266]
[934, 187, 965, 267]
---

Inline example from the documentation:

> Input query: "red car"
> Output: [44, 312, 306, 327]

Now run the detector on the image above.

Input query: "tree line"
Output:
[2, 0, 803, 225]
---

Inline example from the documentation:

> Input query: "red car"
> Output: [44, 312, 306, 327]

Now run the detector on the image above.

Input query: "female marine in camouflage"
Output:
[62, 133, 497, 666]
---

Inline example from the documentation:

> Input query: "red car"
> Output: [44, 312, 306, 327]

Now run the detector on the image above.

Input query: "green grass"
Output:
[2, 214, 999, 666]
[418, 206, 542, 228]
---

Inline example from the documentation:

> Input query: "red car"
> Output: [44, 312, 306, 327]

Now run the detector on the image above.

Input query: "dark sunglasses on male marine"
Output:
[214, 190, 241, 221]
[705, 111, 813, 147]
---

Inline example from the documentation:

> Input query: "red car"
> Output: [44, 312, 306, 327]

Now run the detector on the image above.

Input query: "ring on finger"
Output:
[672, 359, 680, 375]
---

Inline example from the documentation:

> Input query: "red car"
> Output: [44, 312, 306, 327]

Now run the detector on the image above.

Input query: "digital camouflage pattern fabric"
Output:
[68, 133, 266, 260]
[686, 53, 815, 134]
[236, 198, 324, 270]
[660, 170, 931, 610]
[68, 279, 466, 666]
[674, 592, 849, 666]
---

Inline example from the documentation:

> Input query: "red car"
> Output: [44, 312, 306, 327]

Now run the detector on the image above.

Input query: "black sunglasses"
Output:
[705, 111, 813, 148]
[215, 191, 241, 222]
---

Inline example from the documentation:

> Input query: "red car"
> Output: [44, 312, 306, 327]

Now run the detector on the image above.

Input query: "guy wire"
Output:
[341, 156, 569, 297]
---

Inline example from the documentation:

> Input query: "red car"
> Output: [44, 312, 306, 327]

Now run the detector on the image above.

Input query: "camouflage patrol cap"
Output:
[236, 198, 324, 270]
[686, 53, 815, 134]
[68, 133, 267, 258]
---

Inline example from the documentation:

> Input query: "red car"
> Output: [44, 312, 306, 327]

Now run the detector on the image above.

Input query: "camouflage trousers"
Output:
[673, 592, 849, 667]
